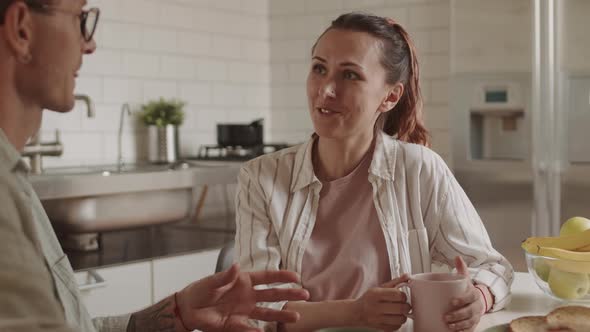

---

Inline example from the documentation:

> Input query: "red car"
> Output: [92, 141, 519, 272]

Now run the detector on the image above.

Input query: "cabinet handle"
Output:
[78, 270, 107, 291]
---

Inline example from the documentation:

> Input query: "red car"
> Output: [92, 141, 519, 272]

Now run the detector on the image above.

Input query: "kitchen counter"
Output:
[65, 219, 234, 272]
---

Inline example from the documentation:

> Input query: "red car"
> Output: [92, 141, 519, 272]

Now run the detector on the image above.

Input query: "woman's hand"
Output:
[445, 256, 487, 332]
[354, 274, 412, 331]
[178, 264, 310, 332]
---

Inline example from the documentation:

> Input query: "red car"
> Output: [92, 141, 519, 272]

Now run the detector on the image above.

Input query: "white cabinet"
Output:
[152, 249, 221, 303]
[75, 248, 222, 318]
[75, 261, 152, 317]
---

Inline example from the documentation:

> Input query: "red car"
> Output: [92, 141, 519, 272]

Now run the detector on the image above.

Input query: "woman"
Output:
[235, 12, 513, 332]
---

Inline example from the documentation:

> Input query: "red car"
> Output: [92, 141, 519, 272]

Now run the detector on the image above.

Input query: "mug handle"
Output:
[395, 282, 415, 319]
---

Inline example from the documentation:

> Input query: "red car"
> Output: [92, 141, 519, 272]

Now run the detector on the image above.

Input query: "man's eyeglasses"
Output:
[24, 1, 100, 42]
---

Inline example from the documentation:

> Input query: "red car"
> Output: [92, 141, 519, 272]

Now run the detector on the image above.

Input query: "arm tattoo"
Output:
[127, 296, 178, 332]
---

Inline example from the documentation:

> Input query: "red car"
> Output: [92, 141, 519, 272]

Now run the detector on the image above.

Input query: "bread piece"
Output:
[508, 316, 549, 332]
[546, 305, 590, 331]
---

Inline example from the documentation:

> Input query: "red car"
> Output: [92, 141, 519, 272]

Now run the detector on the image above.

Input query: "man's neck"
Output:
[0, 84, 43, 151]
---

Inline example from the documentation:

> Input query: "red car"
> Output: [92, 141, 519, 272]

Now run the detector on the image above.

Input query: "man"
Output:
[0, 1, 309, 331]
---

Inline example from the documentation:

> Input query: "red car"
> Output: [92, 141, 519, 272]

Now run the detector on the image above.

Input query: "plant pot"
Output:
[147, 125, 179, 163]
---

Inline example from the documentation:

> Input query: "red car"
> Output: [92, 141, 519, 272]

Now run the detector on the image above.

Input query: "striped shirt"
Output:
[235, 131, 514, 331]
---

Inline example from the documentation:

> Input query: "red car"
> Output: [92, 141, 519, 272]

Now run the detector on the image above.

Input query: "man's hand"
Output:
[178, 264, 310, 332]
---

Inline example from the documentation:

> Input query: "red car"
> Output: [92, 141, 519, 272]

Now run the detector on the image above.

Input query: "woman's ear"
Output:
[378, 83, 404, 113]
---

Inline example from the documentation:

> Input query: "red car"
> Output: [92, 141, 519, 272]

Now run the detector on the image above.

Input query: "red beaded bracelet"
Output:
[475, 285, 488, 314]
[174, 292, 191, 332]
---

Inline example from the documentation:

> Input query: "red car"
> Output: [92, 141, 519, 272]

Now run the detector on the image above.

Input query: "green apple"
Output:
[560, 216, 590, 236]
[548, 268, 590, 300]
[534, 259, 551, 282]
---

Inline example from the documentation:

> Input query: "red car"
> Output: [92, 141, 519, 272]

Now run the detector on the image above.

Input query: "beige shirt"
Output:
[0, 129, 129, 332]
[235, 131, 514, 331]
[301, 145, 390, 301]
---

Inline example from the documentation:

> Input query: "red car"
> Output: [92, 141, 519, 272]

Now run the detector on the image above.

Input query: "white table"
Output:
[397, 272, 581, 331]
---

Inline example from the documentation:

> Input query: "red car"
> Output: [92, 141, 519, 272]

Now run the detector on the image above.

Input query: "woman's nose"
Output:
[319, 81, 336, 99]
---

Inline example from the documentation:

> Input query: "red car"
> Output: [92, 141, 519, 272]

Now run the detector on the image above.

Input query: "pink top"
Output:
[301, 148, 391, 301]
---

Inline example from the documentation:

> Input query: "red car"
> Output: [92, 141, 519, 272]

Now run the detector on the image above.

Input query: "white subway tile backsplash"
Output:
[122, 53, 160, 78]
[226, 110, 266, 123]
[270, 64, 289, 83]
[180, 83, 212, 105]
[430, 79, 449, 104]
[196, 59, 229, 81]
[271, 0, 305, 16]
[100, 23, 142, 50]
[195, 108, 229, 131]
[212, 36, 242, 59]
[103, 78, 143, 104]
[143, 81, 179, 102]
[159, 4, 195, 29]
[75, 76, 103, 102]
[430, 30, 450, 53]
[160, 56, 196, 80]
[424, 105, 450, 130]
[409, 4, 450, 29]
[59, 132, 104, 160]
[422, 55, 450, 79]
[80, 49, 123, 76]
[80, 104, 125, 133]
[141, 27, 178, 53]
[240, 0, 269, 15]
[343, 0, 385, 10]
[287, 63, 309, 83]
[244, 86, 271, 108]
[211, 0, 241, 11]
[177, 31, 212, 56]
[304, 0, 343, 13]
[241, 39, 270, 62]
[213, 84, 246, 106]
[41, 109, 82, 133]
[48, 0, 450, 168]
[379, 7, 409, 28]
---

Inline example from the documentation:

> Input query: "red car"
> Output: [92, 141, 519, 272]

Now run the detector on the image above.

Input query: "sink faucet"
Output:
[22, 94, 96, 174]
[22, 130, 63, 174]
[75, 93, 96, 118]
[117, 103, 132, 171]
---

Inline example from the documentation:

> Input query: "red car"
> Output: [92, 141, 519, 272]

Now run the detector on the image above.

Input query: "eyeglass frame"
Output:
[23, 0, 100, 42]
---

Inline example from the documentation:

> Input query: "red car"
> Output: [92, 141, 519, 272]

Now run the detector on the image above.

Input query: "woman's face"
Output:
[306, 28, 397, 141]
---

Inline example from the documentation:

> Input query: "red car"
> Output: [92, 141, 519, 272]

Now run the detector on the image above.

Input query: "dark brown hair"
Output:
[315, 12, 430, 147]
[0, 0, 52, 24]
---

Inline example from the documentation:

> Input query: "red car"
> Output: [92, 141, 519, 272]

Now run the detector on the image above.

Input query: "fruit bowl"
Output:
[525, 251, 590, 303]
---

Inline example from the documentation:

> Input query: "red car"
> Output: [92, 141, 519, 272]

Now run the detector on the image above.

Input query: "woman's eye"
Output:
[343, 70, 360, 80]
[312, 64, 327, 75]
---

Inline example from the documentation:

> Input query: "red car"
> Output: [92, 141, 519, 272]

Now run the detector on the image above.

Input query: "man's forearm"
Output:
[279, 300, 361, 332]
[127, 295, 185, 332]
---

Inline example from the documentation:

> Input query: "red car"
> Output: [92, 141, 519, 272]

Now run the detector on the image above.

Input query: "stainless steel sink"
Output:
[30, 162, 241, 234]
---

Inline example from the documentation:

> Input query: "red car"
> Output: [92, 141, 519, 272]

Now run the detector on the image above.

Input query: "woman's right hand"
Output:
[354, 274, 412, 331]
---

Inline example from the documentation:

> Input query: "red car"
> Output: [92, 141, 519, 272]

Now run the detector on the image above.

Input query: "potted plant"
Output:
[139, 98, 186, 163]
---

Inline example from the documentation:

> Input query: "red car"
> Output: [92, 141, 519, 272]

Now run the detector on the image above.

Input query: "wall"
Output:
[39, 0, 452, 167]
[40, 0, 271, 167]
[451, 0, 531, 74]
[269, 0, 453, 163]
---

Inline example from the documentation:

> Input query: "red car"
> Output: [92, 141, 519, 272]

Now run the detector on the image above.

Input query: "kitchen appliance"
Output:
[217, 119, 264, 147]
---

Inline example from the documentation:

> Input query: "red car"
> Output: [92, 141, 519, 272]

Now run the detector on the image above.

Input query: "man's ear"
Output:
[2, 2, 34, 63]
[378, 83, 404, 113]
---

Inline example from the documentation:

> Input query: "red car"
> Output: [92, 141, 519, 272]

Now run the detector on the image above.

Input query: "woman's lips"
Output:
[317, 107, 340, 115]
